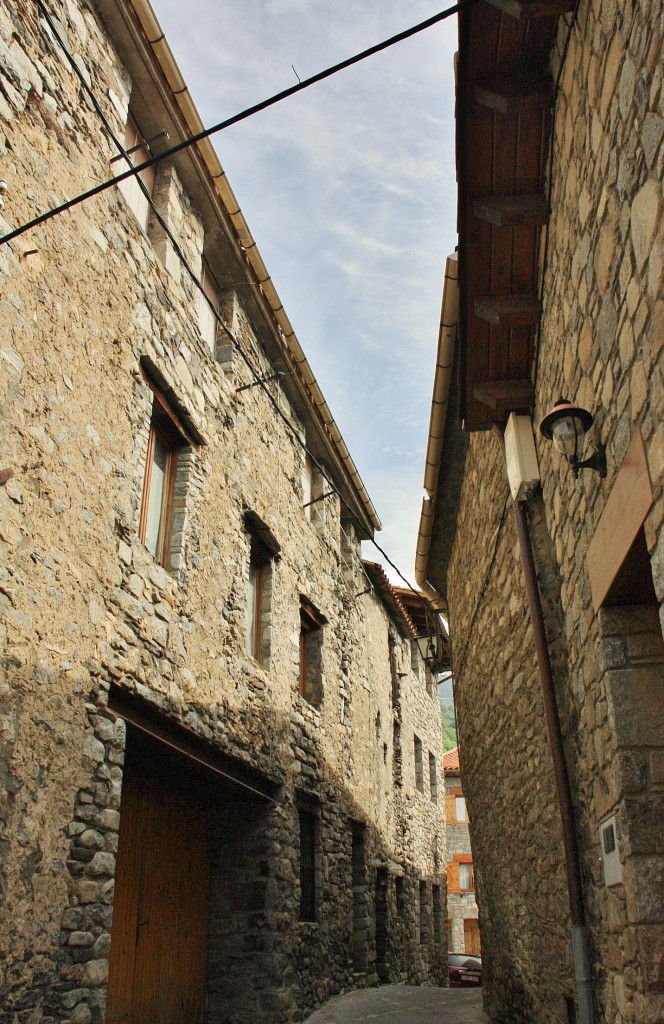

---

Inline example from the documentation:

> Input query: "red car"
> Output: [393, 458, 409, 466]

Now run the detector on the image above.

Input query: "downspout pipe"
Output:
[500, 431, 595, 1024]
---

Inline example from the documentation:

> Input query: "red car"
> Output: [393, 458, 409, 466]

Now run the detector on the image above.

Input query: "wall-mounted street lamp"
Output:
[539, 397, 607, 479]
[414, 628, 447, 673]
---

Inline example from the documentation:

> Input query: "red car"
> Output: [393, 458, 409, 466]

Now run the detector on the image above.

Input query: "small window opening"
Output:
[351, 822, 367, 970]
[395, 875, 405, 917]
[299, 599, 325, 706]
[414, 735, 424, 793]
[298, 805, 318, 922]
[419, 880, 428, 944]
[429, 752, 438, 803]
[117, 112, 156, 230]
[432, 884, 442, 944]
[197, 259, 219, 355]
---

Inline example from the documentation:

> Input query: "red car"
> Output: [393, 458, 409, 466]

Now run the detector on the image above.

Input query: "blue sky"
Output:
[153, 0, 458, 584]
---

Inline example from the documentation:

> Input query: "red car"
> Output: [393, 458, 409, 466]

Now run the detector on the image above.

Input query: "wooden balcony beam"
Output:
[475, 73, 553, 114]
[474, 294, 541, 326]
[472, 378, 536, 411]
[483, 0, 576, 18]
[473, 194, 549, 227]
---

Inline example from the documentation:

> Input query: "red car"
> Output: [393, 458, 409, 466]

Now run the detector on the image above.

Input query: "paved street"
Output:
[303, 984, 487, 1024]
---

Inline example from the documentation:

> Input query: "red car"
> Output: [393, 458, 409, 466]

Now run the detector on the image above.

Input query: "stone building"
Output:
[0, 1, 446, 1021]
[416, 2, 664, 1024]
[443, 748, 479, 956]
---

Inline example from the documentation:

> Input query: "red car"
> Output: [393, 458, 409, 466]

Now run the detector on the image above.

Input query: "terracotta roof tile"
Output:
[443, 747, 460, 772]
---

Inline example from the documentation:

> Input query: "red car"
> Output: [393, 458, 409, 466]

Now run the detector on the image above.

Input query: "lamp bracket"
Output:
[569, 443, 607, 479]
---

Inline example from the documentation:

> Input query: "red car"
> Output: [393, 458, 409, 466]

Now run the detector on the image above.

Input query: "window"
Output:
[244, 512, 279, 667]
[432, 884, 442, 944]
[395, 875, 405, 917]
[302, 454, 328, 528]
[139, 387, 193, 568]
[429, 752, 438, 803]
[197, 260, 219, 354]
[455, 796, 467, 822]
[447, 856, 474, 894]
[300, 599, 325, 706]
[418, 881, 428, 944]
[117, 112, 155, 230]
[246, 541, 269, 664]
[351, 822, 367, 970]
[298, 806, 318, 922]
[414, 735, 424, 793]
[459, 861, 474, 891]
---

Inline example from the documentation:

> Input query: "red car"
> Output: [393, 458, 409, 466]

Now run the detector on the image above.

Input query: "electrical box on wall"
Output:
[599, 814, 622, 887]
[504, 413, 540, 501]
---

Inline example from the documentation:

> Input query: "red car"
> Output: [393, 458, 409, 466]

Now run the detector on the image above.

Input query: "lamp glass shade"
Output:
[551, 413, 586, 457]
[415, 634, 435, 662]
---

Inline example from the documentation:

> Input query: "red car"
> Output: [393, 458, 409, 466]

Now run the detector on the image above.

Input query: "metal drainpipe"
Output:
[511, 496, 596, 1024]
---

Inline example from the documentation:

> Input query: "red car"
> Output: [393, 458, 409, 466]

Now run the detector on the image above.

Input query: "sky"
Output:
[152, 0, 459, 586]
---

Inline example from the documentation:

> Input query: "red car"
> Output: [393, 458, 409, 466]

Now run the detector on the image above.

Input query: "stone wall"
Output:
[0, 1, 446, 1021]
[443, 2, 664, 1023]
[446, 439, 573, 1022]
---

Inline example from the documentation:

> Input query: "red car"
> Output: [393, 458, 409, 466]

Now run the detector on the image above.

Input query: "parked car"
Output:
[448, 952, 482, 987]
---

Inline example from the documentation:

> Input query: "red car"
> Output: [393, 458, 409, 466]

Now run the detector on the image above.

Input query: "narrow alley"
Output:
[303, 985, 487, 1024]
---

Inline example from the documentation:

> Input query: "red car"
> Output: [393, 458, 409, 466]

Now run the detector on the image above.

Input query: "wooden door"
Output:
[464, 917, 481, 955]
[106, 752, 211, 1024]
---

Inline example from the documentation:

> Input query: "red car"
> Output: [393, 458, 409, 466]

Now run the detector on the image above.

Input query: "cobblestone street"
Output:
[303, 984, 487, 1024]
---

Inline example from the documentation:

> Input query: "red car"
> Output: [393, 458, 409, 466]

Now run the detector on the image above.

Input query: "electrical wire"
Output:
[1, 0, 476, 249]
[29, 0, 430, 603]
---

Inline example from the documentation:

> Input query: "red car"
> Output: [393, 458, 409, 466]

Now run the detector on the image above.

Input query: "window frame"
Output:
[138, 382, 197, 569]
[455, 855, 475, 892]
[299, 600, 325, 704]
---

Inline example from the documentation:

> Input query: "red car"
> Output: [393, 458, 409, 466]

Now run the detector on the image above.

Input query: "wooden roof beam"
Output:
[475, 73, 553, 114]
[483, 0, 576, 18]
[472, 379, 536, 412]
[473, 194, 549, 227]
[474, 294, 541, 326]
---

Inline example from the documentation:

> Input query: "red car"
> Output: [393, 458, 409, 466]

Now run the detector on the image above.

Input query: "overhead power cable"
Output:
[27, 0, 429, 603]
[0, 0, 475, 248]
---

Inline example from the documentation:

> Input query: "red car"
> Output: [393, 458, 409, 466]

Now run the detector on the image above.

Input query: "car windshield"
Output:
[448, 954, 481, 969]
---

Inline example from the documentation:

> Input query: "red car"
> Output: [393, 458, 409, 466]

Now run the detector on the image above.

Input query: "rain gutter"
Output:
[127, 0, 381, 534]
[414, 252, 458, 613]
